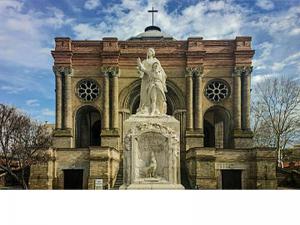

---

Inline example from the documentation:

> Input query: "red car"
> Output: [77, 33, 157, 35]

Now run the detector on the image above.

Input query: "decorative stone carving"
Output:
[76, 79, 100, 102]
[205, 79, 230, 102]
[53, 66, 73, 76]
[185, 66, 203, 77]
[122, 116, 183, 189]
[121, 47, 184, 189]
[233, 66, 252, 77]
[101, 66, 120, 77]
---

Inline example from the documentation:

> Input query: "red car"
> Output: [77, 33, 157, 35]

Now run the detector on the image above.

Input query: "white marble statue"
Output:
[137, 48, 167, 115]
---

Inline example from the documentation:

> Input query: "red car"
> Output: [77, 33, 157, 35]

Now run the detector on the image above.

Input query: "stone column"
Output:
[63, 67, 72, 129]
[233, 67, 242, 130]
[242, 66, 252, 131]
[111, 67, 120, 130]
[193, 66, 204, 130]
[185, 68, 194, 130]
[102, 68, 110, 130]
[53, 66, 62, 129]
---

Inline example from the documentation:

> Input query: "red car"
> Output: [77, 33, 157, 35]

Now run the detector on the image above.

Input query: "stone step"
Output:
[112, 162, 124, 189]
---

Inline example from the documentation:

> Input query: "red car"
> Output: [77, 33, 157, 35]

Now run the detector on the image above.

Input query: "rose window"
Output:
[76, 79, 100, 102]
[205, 80, 229, 102]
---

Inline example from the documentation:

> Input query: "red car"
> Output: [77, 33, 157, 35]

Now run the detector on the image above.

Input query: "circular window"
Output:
[76, 79, 100, 102]
[205, 80, 230, 102]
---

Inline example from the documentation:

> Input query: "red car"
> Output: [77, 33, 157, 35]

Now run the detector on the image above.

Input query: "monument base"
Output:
[122, 114, 183, 190]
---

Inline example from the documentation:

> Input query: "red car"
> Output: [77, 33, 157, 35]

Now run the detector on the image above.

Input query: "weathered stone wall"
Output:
[88, 146, 120, 189]
[54, 148, 90, 189]
[255, 148, 277, 189]
[29, 147, 120, 190]
[186, 147, 277, 189]
[29, 149, 55, 189]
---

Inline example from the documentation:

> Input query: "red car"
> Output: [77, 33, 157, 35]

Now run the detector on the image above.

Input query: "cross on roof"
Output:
[148, 6, 158, 26]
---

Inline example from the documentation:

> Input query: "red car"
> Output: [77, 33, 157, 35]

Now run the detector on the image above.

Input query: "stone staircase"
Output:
[112, 160, 123, 189]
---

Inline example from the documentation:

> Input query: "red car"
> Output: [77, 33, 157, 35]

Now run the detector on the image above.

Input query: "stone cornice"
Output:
[234, 50, 255, 57]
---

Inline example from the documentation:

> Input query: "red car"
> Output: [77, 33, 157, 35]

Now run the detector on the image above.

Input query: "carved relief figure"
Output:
[137, 48, 167, 115]
[147, 151, 157, 178]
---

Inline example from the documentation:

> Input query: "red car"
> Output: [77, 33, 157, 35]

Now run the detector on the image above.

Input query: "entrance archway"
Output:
[75, 105, 101, 148]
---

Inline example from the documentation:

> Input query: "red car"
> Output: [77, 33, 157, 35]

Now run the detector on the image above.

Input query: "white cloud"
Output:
[42, 108, 55, 116]
[251, 5, 300, 39]
[74, 0, 245, 40]
[0, 0, 23, 11]
[252, 74, 275, 85]
[0, 71, 54, 98]
[253, 42, 273, 70]
[289, 27, 300, 36]
[26, 99, 40, 107]
[271, 52, 300, 72]
[271, 62, 285, 71]
[84, 0, 101, 10]
[0, 0, 72, 69]
[0, 85, 25, 94]
[286, 52, 300, 61]
[73, 23, 104, 40]
[256, 0, 275, 10]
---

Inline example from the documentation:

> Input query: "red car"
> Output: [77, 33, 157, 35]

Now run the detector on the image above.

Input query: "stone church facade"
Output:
[29, 25, 277, 189]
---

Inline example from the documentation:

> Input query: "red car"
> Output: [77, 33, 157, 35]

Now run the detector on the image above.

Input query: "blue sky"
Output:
[0, 0, 299, 124]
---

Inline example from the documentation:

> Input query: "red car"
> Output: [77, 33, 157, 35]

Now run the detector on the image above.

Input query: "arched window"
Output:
[204, 107, 232, 148]
[75, 106, 101, 148]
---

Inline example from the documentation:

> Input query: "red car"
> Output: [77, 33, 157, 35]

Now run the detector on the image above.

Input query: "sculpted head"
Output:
[147, 48, 155, 58]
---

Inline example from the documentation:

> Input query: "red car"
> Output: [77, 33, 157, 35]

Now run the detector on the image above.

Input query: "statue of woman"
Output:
[137, 48, 167, 115]
[148, 62, 167, 115]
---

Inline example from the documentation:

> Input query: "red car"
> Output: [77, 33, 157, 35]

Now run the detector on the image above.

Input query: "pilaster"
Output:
[185, 67, 194, 130]
[241, 66, 252, 131]
[63, 67, 73, 129]
[53, 66, 62, 129]
[110, 67, 120, 130]
[233, 66, 242, 131]
[101, 67, 110, 130]
[193, 66, 204, 130]
[185, 66, 204, 150]
[52, 66, 73, 148]
[101, 66, 120, 150]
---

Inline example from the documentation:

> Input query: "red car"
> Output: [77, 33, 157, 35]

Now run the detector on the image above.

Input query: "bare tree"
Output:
[0, 104, 51, 189]
[252, 76, 300, 167]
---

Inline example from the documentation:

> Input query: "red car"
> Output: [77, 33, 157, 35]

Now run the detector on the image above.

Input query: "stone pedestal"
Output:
[121, 115, 184, 189]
